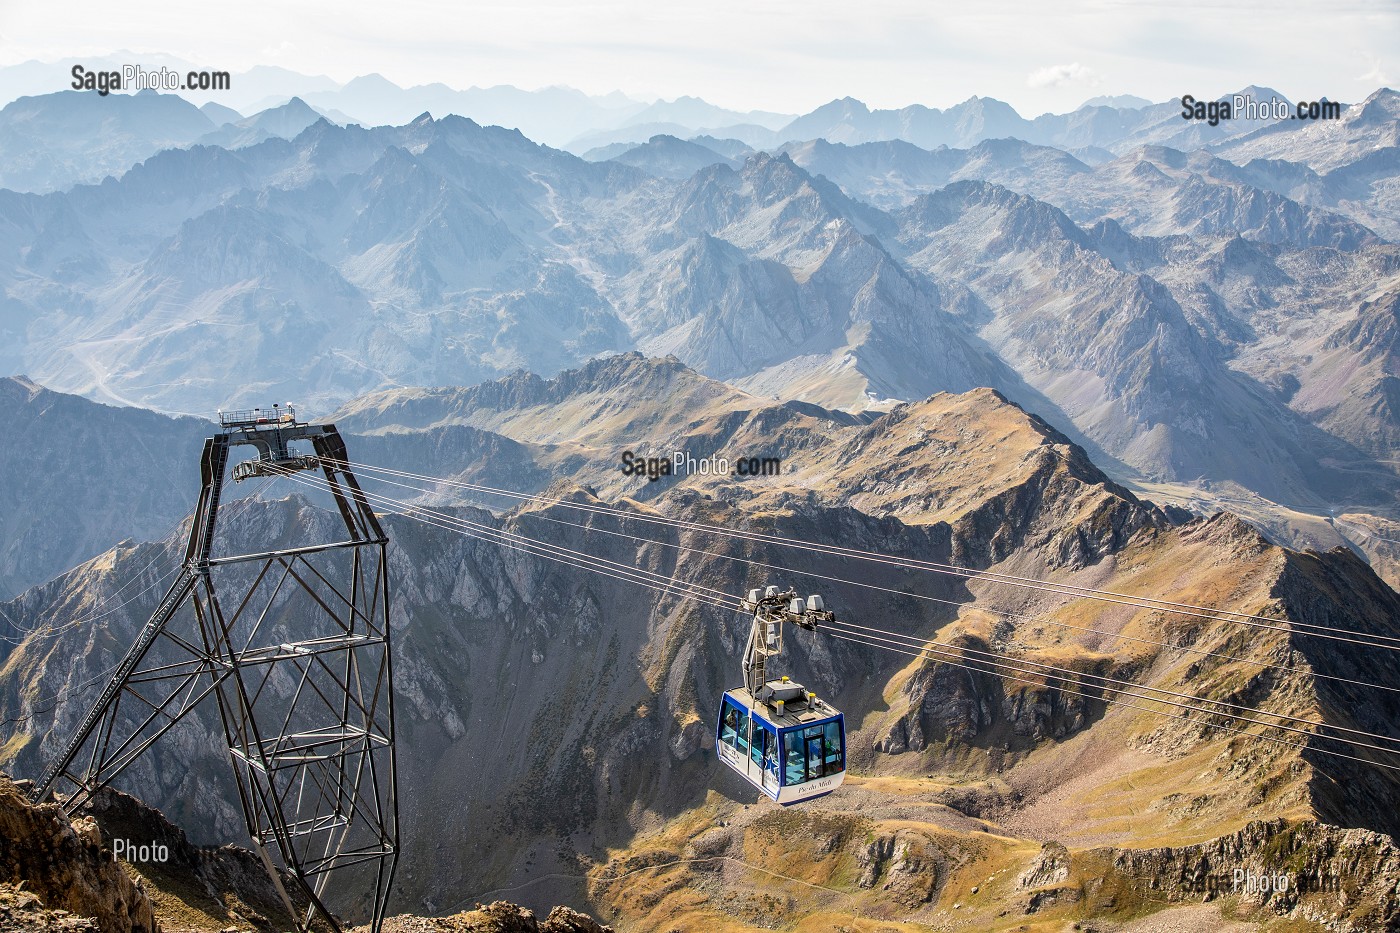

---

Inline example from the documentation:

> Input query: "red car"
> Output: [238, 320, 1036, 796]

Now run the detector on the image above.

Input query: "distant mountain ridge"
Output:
[1, 86, 1397, 593]
[1, 106, 1396, 536]
[2, 70, 1390, 194]
[0, 89, 217, 191]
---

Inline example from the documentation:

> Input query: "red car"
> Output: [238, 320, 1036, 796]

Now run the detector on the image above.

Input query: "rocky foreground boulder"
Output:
[0, 775, 158, 933]
[0, 773, 610, 933]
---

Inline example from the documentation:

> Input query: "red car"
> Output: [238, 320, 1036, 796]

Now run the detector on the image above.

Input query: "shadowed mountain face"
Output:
[2, 367, 1399, 931]
[0, 377, 212, 599]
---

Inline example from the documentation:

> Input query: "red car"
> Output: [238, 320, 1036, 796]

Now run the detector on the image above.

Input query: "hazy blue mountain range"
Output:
[0, 83, 1397, 594]
[587, 134, 743, 179]
[0, 90, 350, 192]
[195, 95, 326, 149]
[1, 65, 1386, 194]
[599, 105, 1400, 242]
[0, 100, 1396, 530]
[0, 90, 220, 192]
[0, 56, 340, 113]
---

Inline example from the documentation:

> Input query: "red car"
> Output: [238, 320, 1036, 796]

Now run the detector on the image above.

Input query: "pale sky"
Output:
[1, 0, 1396, 115]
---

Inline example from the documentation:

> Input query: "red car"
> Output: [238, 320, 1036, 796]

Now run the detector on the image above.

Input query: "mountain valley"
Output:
[1, 67, 1399, 933]
[2, 364, 1399, 930]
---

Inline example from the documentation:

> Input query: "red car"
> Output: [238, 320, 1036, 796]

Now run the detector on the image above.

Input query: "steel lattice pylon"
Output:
[33, 407, 399, 933]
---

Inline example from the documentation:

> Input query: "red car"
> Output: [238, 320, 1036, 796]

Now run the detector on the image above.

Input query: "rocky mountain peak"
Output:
[809, 96, 872, 121]
[900, 178, 1088, 252]
[741, 149, 813, 200]
[1350, 87, 1400, 126]
[0, 375, 46, 403]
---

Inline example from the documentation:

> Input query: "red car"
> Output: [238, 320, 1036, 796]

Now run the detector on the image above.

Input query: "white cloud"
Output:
[261, 41, 297, 60]
[1026, 62, 1101, 89]
[1358, 58, 1393, 86]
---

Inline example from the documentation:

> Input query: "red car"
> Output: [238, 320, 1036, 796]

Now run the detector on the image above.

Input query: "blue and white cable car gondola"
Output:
[714, 587, 846, 804]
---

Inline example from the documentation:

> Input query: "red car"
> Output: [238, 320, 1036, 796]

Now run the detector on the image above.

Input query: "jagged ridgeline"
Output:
[2, 357, 1399, 930]
[2, 93, 1399, 578]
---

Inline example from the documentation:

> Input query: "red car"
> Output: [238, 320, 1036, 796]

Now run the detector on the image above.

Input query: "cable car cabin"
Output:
[716, 679, 845, 805]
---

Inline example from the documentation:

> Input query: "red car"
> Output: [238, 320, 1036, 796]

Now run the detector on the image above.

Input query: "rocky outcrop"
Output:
[0, 772, 336, 932]
[77, 784, 317, 933]
[4, 771, 613, 933]
[876, 637, 1094, 754]
[854, 833, 941, 907]
[0, 776, 159, 933]
[1019, 841, 1071, 888]
[876, 646, 995, 753]
[0, 884, 101, 933]
[1016, 842, 1081, 915]
[366, 902, 613, 933]
[1000, 683, 1092, 741]
[1107, 820, 1400, 932]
